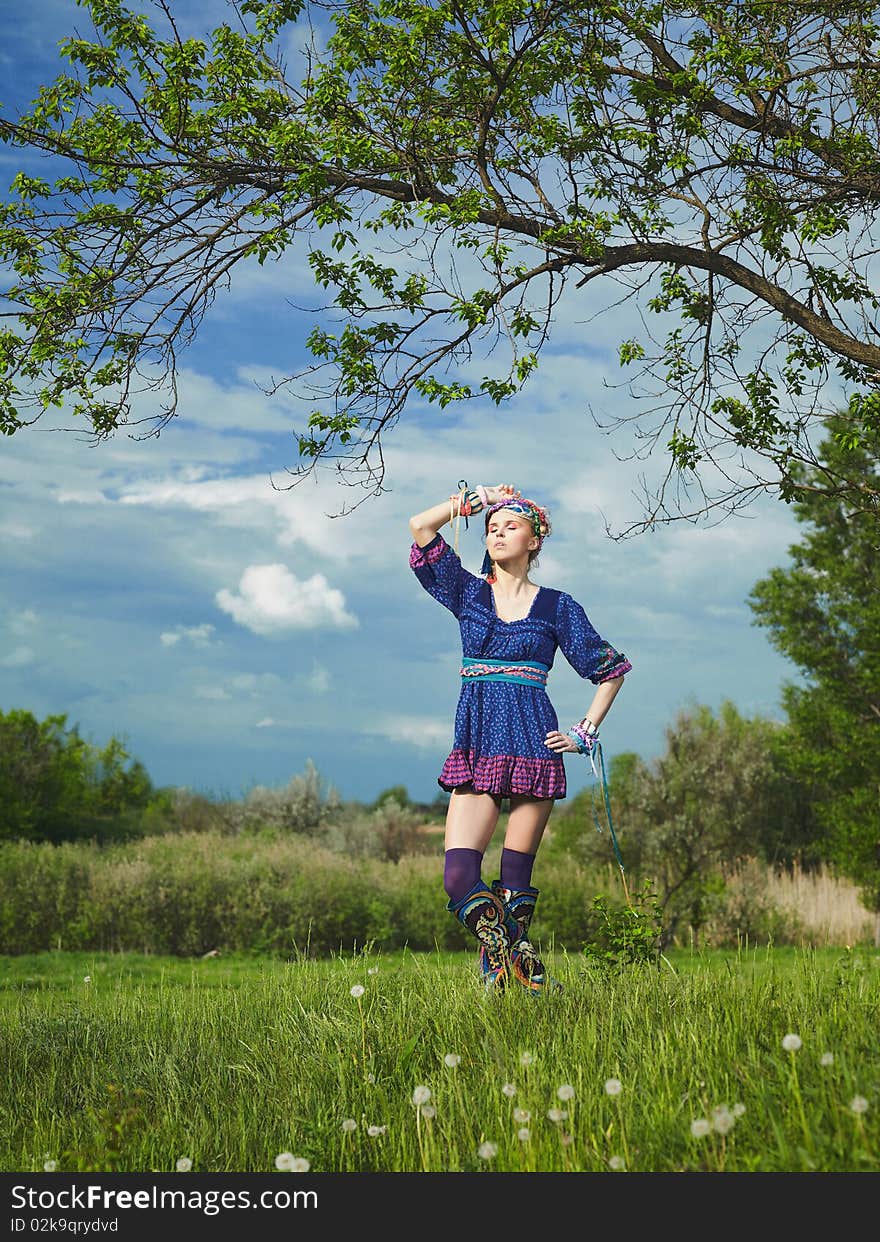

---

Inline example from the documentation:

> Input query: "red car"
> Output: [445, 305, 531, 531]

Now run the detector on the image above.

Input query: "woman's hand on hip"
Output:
[544, 730, 579, 753]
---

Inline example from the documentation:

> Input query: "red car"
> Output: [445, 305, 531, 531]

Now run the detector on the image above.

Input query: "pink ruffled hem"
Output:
[439, 749, 566, 800]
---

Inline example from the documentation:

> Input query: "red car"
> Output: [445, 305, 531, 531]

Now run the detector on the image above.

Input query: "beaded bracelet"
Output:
[450, 480, 488, 554]
[567, 722, 600, 753]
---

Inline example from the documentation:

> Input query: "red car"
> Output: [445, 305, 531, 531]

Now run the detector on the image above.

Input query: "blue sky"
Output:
[0, 0, 814, 806]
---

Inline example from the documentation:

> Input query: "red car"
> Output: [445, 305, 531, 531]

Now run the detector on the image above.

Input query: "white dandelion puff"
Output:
[711, 1107, 735, 1135]
[690, 1119, 711, 1138]
[290, 1157, 310, 1173]
[82, 976, 91, 984]
[732, 1103, 746, 1117]
[849, 1096, 869, 1116]
[604, 1078, 623, 1097]
[367, 1124, 386, 1137]
[513, 1108, 530, 1123]
[412, 1085, 432, 1106]
[274, 1152, 295, 1171]
[443, 1053, 461, 1068]
[501, 1082, 516, 1098]
[820, 1052, 834, 1067]
[341, 1119, 357, 1133]
[547, 1107, 567, 1123]
[420, 1105, 436, 1120]
[517, 1127, 530, 1142]
[175, 1157, 192, 1172]
[608, 1155, 625, 1171]
[350, 984, 366, 998]
[519, 1051, 534, 1067]
[367, 967, 379, 975]
[557, 1084, 575, 1101]
[781, 1033, 802, 1052]
[477, 1141, 498, 1160]
[43, 1160, 57, 1172]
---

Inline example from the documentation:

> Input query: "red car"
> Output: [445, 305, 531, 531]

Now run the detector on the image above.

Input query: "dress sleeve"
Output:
[409, 533, 472, 619]
[555, 592, 633, 684]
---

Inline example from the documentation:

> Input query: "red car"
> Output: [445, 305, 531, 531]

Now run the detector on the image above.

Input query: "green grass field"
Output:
[1, 945, 877, 1173]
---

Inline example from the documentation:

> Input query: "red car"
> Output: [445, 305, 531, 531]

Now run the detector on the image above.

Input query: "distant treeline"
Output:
[0, 702, 877, 951]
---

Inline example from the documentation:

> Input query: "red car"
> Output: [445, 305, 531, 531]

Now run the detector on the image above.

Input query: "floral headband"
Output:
[481, 498, 551, 578]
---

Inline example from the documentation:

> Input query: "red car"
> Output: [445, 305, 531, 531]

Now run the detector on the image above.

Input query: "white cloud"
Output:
[1, 645, 35, 667]
[8, 609, 39, 633]
[306, 663, 330, 694]
[366, 715, 452, 750]
[229, 672, 283, 694]
[160, 623, 217, 648]
[215, 564, 359, 634]
[55, 489, 109, 504]
[255, 717, 276, 728]
[194, 685, 230, 700]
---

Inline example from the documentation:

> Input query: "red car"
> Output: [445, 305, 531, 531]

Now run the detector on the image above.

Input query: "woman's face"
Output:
[486, 510, 538, 565]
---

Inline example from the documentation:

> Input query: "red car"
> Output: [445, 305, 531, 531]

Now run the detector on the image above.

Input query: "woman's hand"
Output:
[484, 483, 520, 504]
[544, 730, 580, 754]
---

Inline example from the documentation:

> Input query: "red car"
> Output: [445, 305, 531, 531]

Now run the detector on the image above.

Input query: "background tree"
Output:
[3, 1, 880, 530]
[0, 707, 155, 843]
[550, 699, 822, 941]
[748, 412, 880, 930]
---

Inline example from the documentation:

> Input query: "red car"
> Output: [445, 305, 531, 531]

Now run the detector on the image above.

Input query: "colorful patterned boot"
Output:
[447, 881, 518, 991]
[489, 880, 562, 993]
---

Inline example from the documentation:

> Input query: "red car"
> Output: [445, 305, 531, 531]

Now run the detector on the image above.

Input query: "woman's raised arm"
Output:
[408, 483, 518, 548]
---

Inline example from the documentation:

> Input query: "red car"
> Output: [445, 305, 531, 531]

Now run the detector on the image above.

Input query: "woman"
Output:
[408, 482, 632, 993]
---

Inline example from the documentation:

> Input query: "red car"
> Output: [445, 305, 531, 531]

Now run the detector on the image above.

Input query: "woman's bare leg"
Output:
[503, 794, 555, 856]
[444, 785, 503, 853]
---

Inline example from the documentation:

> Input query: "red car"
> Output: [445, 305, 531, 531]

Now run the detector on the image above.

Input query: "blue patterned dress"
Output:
[410, 533, 632, 799]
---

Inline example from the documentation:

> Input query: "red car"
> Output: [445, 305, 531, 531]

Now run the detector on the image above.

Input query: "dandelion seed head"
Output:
[781, 1033, 802, 1052]
[820, 1052, 834, 1067]
[608, 1155, 625, 1171]
[420, 1105, 436, 1120]
[412, 1085, 432, 1106]
[290, 1157, 310, 1172]
[557, 1084, 575, 1101]
[849, 1096, 869, 1116]
[501, 1082, 516, 1098]
[690, 1118, 710, 1138]
[175, 1157, 192, 1172]
[367, 1124, 386, 1137]
[547, 1107, 567, 1123]
[513, 1108, 530, 1123]
[367, 967, 379, 975]
[82, 976, 91, 984]
[711, 1106, 735, 1135]
[43, 1160, 57, 1172]
[604, 1078, 623, 1097]
[274, 1152, 295, 1171]
[365, 1073, 375, 1084]
[477, 1141, 498, 1160]
[443, 1053, 461, 1068]
[341, 1118, 357, 1133]
[517, 1127, 530, 1142]
[732, 1102, 746, 1117]
[350, 984, 366, 998]
[519, 1051, 534, 1067]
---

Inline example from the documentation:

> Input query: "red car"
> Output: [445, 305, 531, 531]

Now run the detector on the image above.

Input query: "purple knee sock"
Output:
[500, 847, 536, 891]
[443, 847, 484, 903]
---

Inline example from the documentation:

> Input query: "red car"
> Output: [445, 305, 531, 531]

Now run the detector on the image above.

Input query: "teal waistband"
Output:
[460, 657, 549, 687]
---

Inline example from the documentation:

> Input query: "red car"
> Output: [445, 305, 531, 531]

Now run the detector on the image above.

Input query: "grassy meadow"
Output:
[1, 942, 878, 1174]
